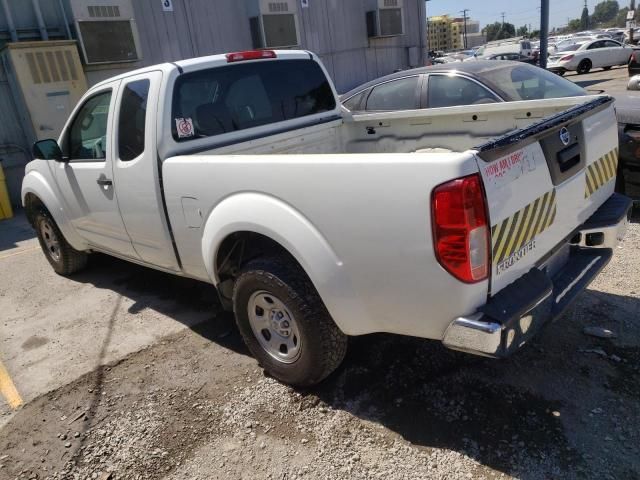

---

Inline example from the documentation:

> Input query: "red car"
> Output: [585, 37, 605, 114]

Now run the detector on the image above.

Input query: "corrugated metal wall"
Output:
[119, 0, 426, 93]
[0, 59, 30, 208]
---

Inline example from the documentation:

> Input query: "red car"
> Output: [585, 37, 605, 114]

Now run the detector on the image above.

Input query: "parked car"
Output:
[615, 94, 640, 201]
[548, 36, 595, 54]
[341, 61, 587, 113]
[547, 38, 633, 75]
[485, 52, 537, 64]
[23, 50, 630, 387]
[474, 39, 533, 59]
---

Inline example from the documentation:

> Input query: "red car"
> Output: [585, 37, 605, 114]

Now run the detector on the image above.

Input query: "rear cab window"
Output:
[171, 59, 336, 142]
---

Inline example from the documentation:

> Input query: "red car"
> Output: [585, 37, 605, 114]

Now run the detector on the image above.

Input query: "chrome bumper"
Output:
[443, 193, 632, 358]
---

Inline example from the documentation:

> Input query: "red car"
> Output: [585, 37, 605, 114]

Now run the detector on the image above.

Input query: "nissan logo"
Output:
[559, 127, 571, 146]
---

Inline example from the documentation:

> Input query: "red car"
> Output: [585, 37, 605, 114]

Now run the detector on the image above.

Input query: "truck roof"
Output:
[91, 50, 315, 90]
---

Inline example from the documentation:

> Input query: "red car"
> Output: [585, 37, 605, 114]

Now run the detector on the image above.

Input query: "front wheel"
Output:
[233, 257, 347, 386]
[34, 208, 88, 275]
[577, 59, 592, 75]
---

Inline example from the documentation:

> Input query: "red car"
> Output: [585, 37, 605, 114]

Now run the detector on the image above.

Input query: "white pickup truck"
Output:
[23, 50, 631, 386]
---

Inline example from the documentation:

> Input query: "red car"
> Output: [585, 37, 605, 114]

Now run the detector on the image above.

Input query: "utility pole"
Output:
[501, 12, 506, 25]
[540, 0, 550, 69]
[460, 9, 469, 49]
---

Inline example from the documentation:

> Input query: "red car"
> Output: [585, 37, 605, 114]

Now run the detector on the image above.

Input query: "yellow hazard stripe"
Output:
[585, 147, 618, 198]
[491, 189, 557, 265]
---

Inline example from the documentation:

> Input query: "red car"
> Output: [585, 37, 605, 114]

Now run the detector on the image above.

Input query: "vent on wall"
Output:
[383, 0, 398, 5]
[268, 2, 289, 12]
[24, 50, 79, 84]
[88, 5, 121, 17]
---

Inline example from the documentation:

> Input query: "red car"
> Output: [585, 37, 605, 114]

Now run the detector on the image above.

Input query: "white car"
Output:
[548, 39, 632, 75]
[548, 36, 595, 54]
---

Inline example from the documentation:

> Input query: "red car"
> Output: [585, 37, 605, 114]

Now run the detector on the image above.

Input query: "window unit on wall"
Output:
[366, 0, 404, 38]
[67, 0, 141, 64]
[247, 0, 300, 49]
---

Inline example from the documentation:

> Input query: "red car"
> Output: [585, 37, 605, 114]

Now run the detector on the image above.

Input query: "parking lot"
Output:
[1, 65, 640, 480]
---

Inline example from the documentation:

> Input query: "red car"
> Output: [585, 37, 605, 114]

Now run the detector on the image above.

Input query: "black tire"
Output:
[577, 59, 592, 75]
[34, 208, 88, 275]
[233, 257, 347, 386]
[556, 70, 566, 77]
[603, 66, 612, 71]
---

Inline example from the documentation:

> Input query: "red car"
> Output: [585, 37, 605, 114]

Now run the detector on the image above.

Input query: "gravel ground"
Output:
[0, 215, 638, 480]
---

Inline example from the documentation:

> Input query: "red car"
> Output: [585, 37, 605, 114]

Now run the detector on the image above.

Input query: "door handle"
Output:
[96, 178, 113, 186]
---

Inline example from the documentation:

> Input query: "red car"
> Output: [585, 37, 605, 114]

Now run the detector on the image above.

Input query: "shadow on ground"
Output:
[310, 288, 640, 479]
[0, 209, 35, 251]
[69, 253, 248, 357]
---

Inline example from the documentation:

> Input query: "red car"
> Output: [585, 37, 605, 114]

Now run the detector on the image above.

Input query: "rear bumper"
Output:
[443, 193, 632, 358]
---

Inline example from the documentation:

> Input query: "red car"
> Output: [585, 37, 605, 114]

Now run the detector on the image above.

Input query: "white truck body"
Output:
[22, 51, 631, 383]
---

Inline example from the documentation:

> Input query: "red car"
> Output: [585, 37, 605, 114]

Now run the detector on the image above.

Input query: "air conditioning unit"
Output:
[246, 0, 300, 49]
[67, 0, 141, 64]
[0, 41, 88, 144]
[366, 0, 404, 38]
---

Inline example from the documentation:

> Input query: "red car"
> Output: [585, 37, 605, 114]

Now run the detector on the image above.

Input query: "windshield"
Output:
[481, 63, 587, 101]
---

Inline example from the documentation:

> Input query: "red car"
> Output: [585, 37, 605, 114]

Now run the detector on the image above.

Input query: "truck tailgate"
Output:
[474, 96, 618, 295]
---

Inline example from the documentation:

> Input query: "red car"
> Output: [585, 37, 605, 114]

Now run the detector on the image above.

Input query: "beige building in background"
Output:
[427, 15, 485, 51]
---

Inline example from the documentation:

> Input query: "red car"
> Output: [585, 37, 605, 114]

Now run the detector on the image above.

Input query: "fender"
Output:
[21, 169, 88, 251]
[200, 192, 374, 336]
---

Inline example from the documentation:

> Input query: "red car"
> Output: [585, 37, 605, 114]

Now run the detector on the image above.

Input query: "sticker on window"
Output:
[175, 118, 194, 138]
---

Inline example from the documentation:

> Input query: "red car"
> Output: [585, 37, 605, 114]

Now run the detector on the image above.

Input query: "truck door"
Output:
[53, 80, 139, 258]
[111, 71, 180, 271]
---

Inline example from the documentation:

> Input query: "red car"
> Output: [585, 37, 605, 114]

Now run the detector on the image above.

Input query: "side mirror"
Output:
[33, 139, 63, 161]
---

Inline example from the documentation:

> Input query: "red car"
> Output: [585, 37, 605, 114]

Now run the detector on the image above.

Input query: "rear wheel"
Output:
[34, 208, 88, 275]
[233, 257, 347, 386]
[577, 59, 592, 75]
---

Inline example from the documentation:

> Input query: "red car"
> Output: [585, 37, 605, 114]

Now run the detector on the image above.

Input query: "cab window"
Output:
[118, 79, 150, 161]
[172, 59, 336, 141]
[68, 91, 112, 161]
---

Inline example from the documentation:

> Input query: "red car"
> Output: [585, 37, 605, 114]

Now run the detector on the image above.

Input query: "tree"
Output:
[568, 18, 582, 31]
[517, 25, 529, 37]
[482, 21, 516, 42]
[591, 0, 620, 25]
[581, 6, 590, 30]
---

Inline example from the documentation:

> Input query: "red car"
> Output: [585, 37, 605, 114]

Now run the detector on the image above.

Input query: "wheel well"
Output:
[214, 232, 300, 308]
[24, 193, 45, 226]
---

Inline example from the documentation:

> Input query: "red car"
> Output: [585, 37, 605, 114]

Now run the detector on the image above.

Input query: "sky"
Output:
[425, 0, 623, 31]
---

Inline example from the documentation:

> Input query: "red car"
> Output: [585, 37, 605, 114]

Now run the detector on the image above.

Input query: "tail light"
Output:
[560, 54, 574, 61]
[226, 50, 277, 63]
[432, 174, 489, 283]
